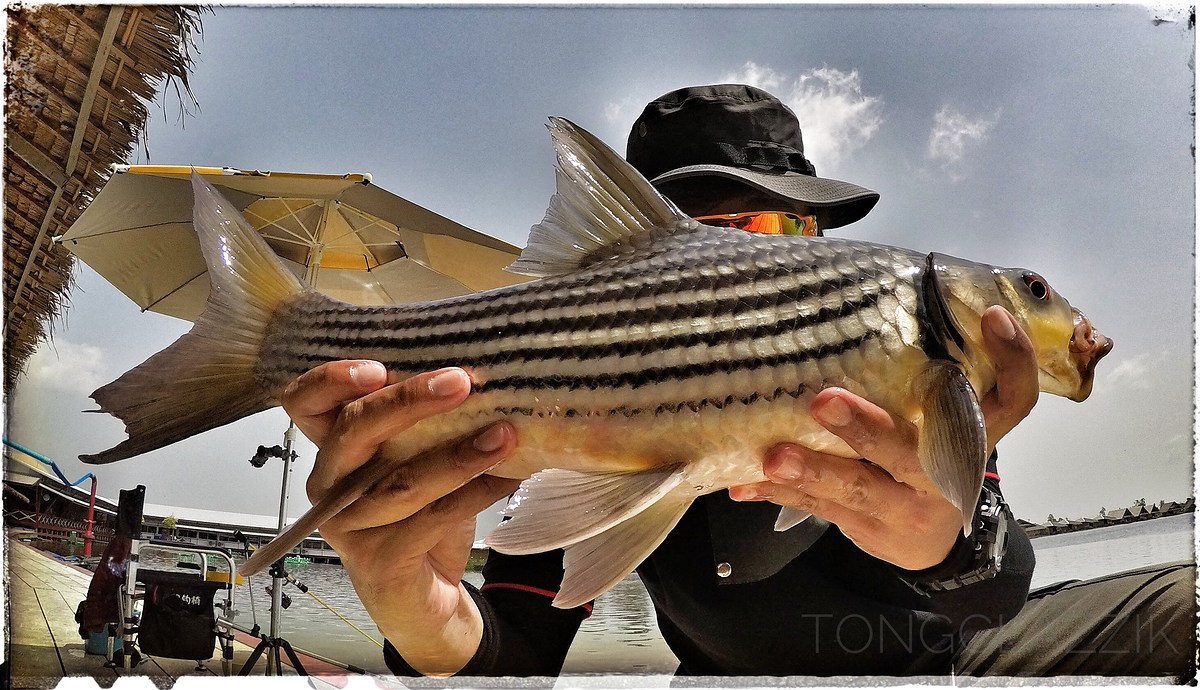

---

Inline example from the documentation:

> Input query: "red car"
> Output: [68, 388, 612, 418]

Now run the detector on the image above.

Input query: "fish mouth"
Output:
[1066, 307, 1113, 402]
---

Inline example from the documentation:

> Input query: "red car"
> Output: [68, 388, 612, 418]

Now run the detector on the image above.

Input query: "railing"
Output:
[4, 512, 115, 553]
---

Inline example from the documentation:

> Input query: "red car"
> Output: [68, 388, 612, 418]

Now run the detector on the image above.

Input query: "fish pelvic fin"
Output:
[80, 173, 307, 464]
[554, 488, 693, 609]
[913, 360, 988, 536]
[774, 506, 813, 531]
[486, 465, 686, 554]
[506, 117, 694, 278]
[484, 465, 693, 608]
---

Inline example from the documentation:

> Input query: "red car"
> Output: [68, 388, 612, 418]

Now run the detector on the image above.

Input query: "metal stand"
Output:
[237, 559, 307, 676]
[241, 423, 303, 676]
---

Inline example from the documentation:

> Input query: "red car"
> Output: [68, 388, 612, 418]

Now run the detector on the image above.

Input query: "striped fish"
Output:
[83, 118, 1112, 607]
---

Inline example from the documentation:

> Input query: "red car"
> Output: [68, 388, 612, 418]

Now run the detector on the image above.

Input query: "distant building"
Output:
[3, 450, 340, 563]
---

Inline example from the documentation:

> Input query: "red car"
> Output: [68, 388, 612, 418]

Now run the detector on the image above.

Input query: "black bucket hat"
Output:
[626, 84, 879, 230]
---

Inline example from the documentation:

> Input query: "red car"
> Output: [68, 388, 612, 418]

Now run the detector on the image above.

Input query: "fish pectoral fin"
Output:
[914, 361, 988, 537]
[773, 506, 813, 531]
[485, 465, 686, 555]
[554, 489, 695, 609]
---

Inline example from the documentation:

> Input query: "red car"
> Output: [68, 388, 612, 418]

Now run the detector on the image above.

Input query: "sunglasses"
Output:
[693, 211, 819, 236]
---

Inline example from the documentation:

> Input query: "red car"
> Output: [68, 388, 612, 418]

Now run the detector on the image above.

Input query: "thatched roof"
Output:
[4, 5, 207, 395]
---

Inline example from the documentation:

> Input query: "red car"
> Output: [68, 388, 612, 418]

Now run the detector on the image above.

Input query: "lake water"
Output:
[148, 513, 1195, 675]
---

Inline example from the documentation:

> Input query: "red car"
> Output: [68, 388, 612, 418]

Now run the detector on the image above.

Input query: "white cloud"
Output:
[721, 62, 884, 172]
[23, 339, 107, 396]
[926, 106, 1001, 180]
[1102, 351, 1156, 391]
[603, 96, 639, 126]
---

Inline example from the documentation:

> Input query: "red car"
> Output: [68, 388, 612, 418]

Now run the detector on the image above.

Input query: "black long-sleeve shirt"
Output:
[385, 459, 1034, 676]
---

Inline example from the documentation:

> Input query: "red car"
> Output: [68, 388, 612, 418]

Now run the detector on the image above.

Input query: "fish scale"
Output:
[83, 117, 1110, 609]
[262, 233, 922, 403]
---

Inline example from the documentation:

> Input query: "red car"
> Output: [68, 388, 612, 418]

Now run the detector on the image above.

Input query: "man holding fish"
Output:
[279, 86, 1190, 677]
[83, 83, 1189, 676]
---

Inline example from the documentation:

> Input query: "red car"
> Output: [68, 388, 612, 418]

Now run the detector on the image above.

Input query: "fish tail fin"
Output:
[485, 465, 693, 608]
[81, 173, 307, 464]
[506, 117, 692, 278]
[914, 360, 988, 535]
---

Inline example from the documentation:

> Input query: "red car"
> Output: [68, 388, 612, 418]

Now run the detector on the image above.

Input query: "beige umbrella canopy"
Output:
[58, 165, 530, 320]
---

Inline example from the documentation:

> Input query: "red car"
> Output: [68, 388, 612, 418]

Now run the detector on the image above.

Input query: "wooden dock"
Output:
[6, 539, 348, 688]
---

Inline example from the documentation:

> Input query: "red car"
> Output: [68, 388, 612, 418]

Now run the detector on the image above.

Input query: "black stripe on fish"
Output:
[282, 331, 872, 400]
[292, 280, 890, 357]
[493, 382, 813, 419]
[296, 250, 888, 335]
[470, 333, 870, 393]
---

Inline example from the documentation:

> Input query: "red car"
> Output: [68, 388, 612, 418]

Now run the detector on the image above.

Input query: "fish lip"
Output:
[1067, 308, 1113, 401]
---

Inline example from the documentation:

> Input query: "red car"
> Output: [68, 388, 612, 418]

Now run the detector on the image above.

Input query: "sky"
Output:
[6, 5, 1195, 531]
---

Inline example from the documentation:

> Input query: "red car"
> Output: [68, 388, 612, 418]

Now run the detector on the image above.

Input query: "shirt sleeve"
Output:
[893, 451, 1036, 632]
[383, 548, 591, 677]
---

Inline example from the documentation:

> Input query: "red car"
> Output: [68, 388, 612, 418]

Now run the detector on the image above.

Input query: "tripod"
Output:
[238, 559, 307, 676]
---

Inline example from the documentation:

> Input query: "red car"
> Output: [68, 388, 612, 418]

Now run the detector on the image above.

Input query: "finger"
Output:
[730, 477, 881, 540]
[283, 360, 389, 417]
[761, 444, 902, 522]
[979, 306, 1039, 447]
[809, 388, 926, 488]
[307, 368, 474, 495]
[283, 360, 389, 441]
[385, 473, 523, 558]
[326, 421, 516, 532]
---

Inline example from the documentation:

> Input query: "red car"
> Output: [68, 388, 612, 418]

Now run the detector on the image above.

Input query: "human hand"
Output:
[284, 361, 520, 675]
[729, 306, 1038, 570]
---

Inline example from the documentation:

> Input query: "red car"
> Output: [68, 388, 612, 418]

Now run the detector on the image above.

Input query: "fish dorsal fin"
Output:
[506, 117, 694, 278]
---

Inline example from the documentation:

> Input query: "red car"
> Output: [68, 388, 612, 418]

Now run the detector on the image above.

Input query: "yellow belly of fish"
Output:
[378, 392, 862, 491]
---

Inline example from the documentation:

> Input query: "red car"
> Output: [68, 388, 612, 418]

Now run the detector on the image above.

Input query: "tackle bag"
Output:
[136, 569, 224, 660]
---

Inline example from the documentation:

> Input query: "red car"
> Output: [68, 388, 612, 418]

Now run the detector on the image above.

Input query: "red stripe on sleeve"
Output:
[480, 582, 594, 616]
[984, 471, 1001, 482]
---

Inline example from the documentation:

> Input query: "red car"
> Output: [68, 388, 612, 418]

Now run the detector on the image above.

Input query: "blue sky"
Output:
[8, 5, 1195, 527]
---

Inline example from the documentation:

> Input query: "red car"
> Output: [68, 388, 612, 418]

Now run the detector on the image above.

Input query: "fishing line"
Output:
[282, 571, 383, 648]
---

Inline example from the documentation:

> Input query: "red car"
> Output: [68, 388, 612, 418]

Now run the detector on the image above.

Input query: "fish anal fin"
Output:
[914, 360, 987, 536]
[485, 465, 686, 555]
[554, 489, 694, 609]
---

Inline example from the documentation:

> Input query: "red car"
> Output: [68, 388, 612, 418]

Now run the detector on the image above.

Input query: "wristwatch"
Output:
[908, 486, 1010, 595]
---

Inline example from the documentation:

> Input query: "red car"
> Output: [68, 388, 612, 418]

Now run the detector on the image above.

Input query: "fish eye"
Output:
[1023, 272, 1051, 302]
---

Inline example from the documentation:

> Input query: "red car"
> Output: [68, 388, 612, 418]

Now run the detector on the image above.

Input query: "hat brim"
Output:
[651, 164, 879, 230]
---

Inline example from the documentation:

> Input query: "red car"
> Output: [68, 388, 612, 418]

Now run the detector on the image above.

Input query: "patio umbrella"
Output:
[57, 165, 530, 321]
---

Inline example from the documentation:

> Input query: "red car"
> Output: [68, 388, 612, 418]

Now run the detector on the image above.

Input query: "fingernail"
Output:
[815, 395, 853, 428]
[428, 369, 468, 398]
[348, 361, 386, 388]
[988, 308, 1017, 341]
[768, 448, 804, 481]
[474, 424, 508, 453]
[729, 486, 758, 501]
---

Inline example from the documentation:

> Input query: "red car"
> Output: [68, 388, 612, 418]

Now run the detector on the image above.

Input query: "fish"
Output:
[81, 118, 1113, 608]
